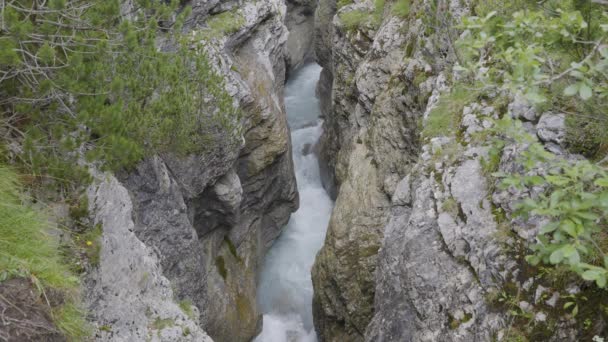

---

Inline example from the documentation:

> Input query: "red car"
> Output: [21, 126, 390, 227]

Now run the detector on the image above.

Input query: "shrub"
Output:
[1, 0, 242, 180]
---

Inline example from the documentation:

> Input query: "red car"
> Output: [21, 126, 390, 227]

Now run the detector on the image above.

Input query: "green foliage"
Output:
[457, 1, 608, 290]
[392, 0, 410, 18]
[0, 165, 89, 339]
[340, 9, 371, 30]
[423, 85, 480, 139]
[492, 117, 608, 288]
[457, 2, 608, 108]
[1, 0, 242, 180]
[470, 0, 534, 17]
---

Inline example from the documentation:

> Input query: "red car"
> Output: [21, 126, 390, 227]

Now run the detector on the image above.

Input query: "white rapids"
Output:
[254, 64, 333, 342]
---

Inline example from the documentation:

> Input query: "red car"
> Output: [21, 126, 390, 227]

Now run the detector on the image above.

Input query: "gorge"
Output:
[1, 0, 608, 342]
[255, 63, 332, 342]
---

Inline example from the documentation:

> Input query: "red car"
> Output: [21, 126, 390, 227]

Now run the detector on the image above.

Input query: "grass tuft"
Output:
[52, 302, 91, 340]
[0, 165, 76, 289]
[202, 10, 245, 39]
[0, 164, 89, 340]
[392, 0, 410, 18]
[423, 85, 480, 139]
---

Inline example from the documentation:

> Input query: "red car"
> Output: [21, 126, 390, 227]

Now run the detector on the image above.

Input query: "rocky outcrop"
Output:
[84, 1, 299, 341]
[364, 97, 581, 341]
[311, 0, 439, 339]
[312, 0, 588, 341]
[86, 172, 213, 342]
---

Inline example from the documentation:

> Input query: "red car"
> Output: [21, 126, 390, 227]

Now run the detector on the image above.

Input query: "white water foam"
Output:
[254, 64, 333, 342]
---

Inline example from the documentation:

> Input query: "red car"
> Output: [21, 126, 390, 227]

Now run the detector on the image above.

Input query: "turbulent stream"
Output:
[254, 64, 333, 342]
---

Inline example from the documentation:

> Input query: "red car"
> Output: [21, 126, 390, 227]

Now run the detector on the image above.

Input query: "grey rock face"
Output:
[537, 112, 566, 145]
[86, 172, 213, 342]
[285, 0, 317, 74]
[85, 1, 299, 341]
[311, 0, 459, 340]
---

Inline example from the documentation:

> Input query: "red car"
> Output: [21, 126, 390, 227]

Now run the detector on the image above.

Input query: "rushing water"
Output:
[254, 64, 333, 342]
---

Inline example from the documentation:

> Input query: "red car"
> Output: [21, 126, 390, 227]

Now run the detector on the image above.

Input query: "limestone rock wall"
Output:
[312, 1, 586, 341]
[84, 1, 303, 341]
[312, 0, 441, 339]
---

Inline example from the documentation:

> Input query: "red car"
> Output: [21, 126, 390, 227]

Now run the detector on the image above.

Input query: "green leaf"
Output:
[560, 220, 577, 237]
[564, 84, 579, 96]
[582, 270, 601, 281]
[579, 83, 593, 100]
[594, 178, 608, 187]
[597, 275, 607, 288]
[574, 211, 599, 221]
[550, 249, 564, 264]
[540, 222, 559, 234]
[525, 255, 541, 266]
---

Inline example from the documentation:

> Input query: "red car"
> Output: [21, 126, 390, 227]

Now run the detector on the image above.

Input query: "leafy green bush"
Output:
[493, 117, 608, 288]
[456, 1, 608, 290]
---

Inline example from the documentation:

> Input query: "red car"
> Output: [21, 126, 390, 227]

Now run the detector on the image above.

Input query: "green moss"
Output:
[151, 317, 174, 330]
[99, 325, 112, 332]
[565, 112, 608, 159]
[215, 256, 227, 280]
[178, 299, 195, 320]
[448, 312, 472, 329]
[442, 197, 459, 216]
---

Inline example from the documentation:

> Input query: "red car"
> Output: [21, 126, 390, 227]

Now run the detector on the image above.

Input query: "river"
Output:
[254, 63, 333, 342]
